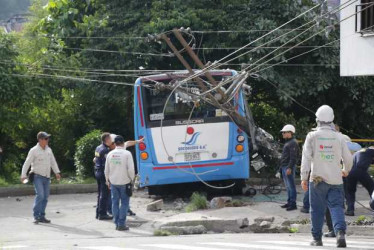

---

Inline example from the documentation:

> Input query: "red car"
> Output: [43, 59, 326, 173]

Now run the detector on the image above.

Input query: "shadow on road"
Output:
[38, 223, 105, 237]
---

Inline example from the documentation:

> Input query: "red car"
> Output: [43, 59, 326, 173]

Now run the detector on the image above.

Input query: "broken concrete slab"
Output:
[254, 216, 275, 223]
[259, 221, 272, 228]
[147, 199, 164, 211]
[210, 197, 232, 209]
[156, 215, 250, 233]
[159, 225, 207, 235]
[249, 222, 289, 233]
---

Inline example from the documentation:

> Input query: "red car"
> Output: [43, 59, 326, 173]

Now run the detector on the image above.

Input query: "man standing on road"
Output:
[94, 132, 113, 220]
[21, 132, 61, 224]
[345, 147, 374, 216]
[301, 105, 353, 248]
[105, 135, 135, 231]
[279, 124, 299, 211]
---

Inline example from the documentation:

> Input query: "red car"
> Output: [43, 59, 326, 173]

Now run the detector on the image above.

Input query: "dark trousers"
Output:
[95, 170, 110, 218]
[281, 166, 297, 207]
[310, 181, 346, 240]
[325, 208, 334, 232]
[346, 168, 374, 212]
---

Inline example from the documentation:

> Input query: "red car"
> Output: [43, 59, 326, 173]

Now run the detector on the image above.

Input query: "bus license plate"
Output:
[184, 152, 201, 162]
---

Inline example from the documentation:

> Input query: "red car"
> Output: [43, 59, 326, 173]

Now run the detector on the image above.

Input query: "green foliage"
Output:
[185, 192, 208, 212]
[74, 130, 102, 178]
[356, 215, 367, 224]
[289, 227, 299, 233]
[1, 154, 23, 183]
[0, 177, 9, 187]
[2, 0, 374, 183]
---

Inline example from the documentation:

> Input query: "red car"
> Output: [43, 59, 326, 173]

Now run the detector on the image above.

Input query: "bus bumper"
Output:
[138, 154, 250, 187]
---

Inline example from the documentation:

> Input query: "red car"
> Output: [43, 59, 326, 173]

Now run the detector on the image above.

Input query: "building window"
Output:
[356, 0, 374, 34]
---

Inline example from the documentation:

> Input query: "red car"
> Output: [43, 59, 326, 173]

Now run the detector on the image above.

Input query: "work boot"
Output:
[324, 231, 336, 238]
[39, 217, 51, 223]
[345, 210, 354, 216]
[116, 225, 129, 231]
[336, 230, 347, 248]
[98, 214, 112, 220]
[300, 207, 309, 213]
[310, 239, 323, 246]
[128, 209, 136, 216]
[286, 205, 297, 211]
[280, 204, 289, 208]
[33, 218, 41, 224]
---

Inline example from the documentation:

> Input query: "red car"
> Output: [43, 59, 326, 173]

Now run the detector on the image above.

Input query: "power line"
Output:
[246, 0, 369, 73]
[0, 72, 145, 88]
[228, 0, 355, 73]
[173, 1, 326, 85]
[63, 47, 173, 57]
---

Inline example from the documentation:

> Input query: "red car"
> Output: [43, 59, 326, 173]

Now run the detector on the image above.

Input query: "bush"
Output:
[1, 154, 22, 183]
[74, 130, 102, 178]
[0, 176, 9, 187]
[185, 192, 208, 212]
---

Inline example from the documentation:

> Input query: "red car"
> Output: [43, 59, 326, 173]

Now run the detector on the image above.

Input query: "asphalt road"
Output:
[2, 233, 374, 250]
[0, 187, 373, 250]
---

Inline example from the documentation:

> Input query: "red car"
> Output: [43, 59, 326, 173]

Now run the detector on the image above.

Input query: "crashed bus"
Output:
[133, 70, 250, 194]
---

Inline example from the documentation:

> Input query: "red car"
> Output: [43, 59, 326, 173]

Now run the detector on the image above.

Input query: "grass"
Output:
[185, 192, 208, 212]
[153, 229, 178, 236]
[355, 215, 367, 224]
[0, 173, 96, 187]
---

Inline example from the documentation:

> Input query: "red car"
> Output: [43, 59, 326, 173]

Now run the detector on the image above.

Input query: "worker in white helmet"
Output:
[279, 124, 299, 211]
[301, 105, 353, 248]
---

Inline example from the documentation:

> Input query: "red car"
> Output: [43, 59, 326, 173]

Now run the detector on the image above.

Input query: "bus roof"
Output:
[137, 69, 235, 84]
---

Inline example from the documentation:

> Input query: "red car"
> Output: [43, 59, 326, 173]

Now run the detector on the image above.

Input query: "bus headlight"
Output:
[237, 135, 245, 143]
[140, 152, 148, 160]
[235, 144, 244, 153]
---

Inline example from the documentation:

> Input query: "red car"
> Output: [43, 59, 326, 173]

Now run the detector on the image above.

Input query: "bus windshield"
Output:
[143, 87, 228, 122]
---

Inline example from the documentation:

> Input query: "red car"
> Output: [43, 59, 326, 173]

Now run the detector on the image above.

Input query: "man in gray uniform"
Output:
[301, 105, 353, 248]
[105, 135, 135, 231]
[21, 132, 61, 224]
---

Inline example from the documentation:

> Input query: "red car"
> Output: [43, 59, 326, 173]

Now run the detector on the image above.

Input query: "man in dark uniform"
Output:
[345, 146, 374, 216]
[279, 124, 299, 211]
[94, 132, 112, 220]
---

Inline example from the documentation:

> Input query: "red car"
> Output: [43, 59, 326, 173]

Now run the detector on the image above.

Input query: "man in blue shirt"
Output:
[94, 132, 112, 220]
[345, 147, 374, 216]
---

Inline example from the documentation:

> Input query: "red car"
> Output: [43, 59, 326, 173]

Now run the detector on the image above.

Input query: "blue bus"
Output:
[133, 70, 250, 194]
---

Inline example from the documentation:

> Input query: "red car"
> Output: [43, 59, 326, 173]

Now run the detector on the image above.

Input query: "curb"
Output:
[157, 218, 251, 233]
[290, 224, 374, 236]
[0, 184, 97, 197]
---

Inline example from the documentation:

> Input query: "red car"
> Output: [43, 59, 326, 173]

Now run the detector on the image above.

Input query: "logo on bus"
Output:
[181, 132, 201, 146]
[178, 132, 207, 152]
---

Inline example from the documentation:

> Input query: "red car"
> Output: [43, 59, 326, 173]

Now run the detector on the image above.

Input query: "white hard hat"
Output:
[110, 134, 117, 142]
[280, 124, 296, 133]
[315, 105, 334, 123]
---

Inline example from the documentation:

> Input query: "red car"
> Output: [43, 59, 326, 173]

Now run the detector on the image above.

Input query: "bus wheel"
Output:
[232, 180, 246, 195]
[148, 186, 164, 195]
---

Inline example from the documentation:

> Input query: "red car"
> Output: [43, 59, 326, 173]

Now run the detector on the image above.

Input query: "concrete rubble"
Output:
[159, 225, 207, 235]
[209, 196, 232, 209]
[146, 199, 164, 211]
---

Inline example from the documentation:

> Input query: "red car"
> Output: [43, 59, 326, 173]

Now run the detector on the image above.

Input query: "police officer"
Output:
[301, 105, 353, 248]
[345, 146, 374, 216]
[279, 124, 299, 211]
[94, 132, 112, 220]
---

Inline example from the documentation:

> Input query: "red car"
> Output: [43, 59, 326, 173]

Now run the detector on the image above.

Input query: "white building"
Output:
[340, 0, 374, 76]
